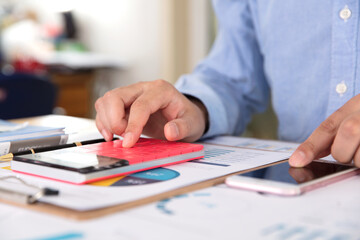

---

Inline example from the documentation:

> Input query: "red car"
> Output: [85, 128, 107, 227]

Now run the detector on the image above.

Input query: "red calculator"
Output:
[11, 138, 204, 184]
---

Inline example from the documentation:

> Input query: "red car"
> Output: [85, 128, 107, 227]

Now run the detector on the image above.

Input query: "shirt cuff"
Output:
[175, 74, 228, 140]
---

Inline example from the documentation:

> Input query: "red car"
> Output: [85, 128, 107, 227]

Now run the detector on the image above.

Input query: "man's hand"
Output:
[95, 79, 208, 148]
[289, 94, 360, 168]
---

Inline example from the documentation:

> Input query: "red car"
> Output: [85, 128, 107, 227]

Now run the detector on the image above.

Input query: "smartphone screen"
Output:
[225, 161, 358, 196]
[241, 161, 353, 185]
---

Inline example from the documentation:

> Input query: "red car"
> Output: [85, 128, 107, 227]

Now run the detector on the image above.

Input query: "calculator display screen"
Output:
[23, 150, 119, 169]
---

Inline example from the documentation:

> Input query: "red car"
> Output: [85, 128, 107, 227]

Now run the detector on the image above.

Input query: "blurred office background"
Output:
[0, 0, 277, 139]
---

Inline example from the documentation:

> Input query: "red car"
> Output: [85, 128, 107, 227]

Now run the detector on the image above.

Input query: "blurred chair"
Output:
[0, 73, 57, 119]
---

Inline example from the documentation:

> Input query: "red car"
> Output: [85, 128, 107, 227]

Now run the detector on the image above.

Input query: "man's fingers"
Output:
[95, 114, 113, 141]
[95, 99, 114, 141]
[291, 111, 360, 167]
[104, 98, 127, 135]
[289, 116, 341, 167]
[331, 113, 360, 164]
[164, 111, 205, 143]
[353, 147, 360, 168]
[164, 119, 189, 142]
[95, 85, 144, 137]
[289, 108, 348, 167]
[122, 82, 173, 147]
[122, 98, 153, 147]
[289, 95, 360, 167]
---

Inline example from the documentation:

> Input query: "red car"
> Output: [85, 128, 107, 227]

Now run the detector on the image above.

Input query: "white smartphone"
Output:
[225, 161, 359, 196]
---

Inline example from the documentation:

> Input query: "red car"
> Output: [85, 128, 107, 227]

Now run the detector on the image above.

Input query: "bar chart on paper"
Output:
[89, 168, 180, 187]
[204, 136, 299, 152]
[191, 148, 235, 167]
[191, 145, 276, 167]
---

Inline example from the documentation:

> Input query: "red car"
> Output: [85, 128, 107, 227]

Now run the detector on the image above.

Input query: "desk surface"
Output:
[1, 115, 359, 239]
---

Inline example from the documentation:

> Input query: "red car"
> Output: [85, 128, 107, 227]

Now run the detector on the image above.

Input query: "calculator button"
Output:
[112, 160, 129, 167]
[126, 158, 143, 164]
[81, 138, 203, 167]
[154, 152, 170, 160]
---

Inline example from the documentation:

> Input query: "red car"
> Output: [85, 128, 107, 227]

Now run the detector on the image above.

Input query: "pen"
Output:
[0, 137, 119, 161]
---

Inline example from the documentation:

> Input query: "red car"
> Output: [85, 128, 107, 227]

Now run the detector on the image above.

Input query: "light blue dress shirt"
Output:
[176, 0, 360, 143]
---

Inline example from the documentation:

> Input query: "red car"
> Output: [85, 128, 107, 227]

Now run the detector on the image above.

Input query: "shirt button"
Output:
[336, 82, 347, 95]
[339, 5, 351, 21]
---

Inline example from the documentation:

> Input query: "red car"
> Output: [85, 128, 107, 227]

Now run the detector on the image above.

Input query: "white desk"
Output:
[0, 177, 359, 239]
[1, 116, 359, 239]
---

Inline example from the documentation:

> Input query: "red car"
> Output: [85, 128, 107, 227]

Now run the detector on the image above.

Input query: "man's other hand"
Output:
[289, 94, 360, 168]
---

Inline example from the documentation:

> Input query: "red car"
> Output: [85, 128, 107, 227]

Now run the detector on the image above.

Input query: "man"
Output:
[95, 0, 360, 168]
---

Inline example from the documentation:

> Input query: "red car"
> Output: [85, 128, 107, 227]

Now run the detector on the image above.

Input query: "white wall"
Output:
[72, 0, 166, 104]
[159, 0, 213, 83]
[21, 0, 163, 87]
[76, 0, 163, 86]
[187, 0, 213, 72]
[6, 0, 214, 82]
[8, 0, 213, 115]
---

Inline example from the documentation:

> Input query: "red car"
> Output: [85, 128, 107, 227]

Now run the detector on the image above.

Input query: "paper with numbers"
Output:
[1, 137, 290, 211]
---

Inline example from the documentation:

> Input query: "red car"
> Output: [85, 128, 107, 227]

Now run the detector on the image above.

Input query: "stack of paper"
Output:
[0, 120, 68, 157]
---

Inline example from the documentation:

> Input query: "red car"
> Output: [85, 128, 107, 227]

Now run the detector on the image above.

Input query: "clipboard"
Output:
[0, 176, 59, 204]
[0, 160, 286, 221]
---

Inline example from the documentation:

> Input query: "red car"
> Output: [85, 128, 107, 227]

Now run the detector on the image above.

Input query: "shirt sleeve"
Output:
[175, 0, 269, 139]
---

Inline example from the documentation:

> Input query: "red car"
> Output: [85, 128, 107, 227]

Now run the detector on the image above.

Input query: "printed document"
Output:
[0, 141, 290, 211]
